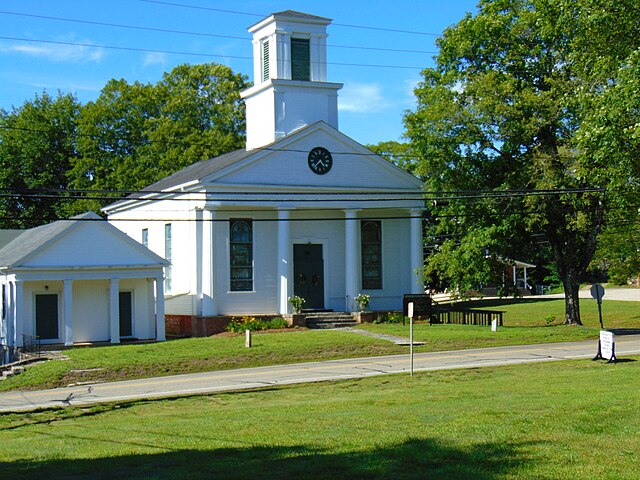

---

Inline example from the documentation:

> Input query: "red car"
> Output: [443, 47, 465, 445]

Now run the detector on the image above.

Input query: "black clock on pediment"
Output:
[307, 147, 333, 175]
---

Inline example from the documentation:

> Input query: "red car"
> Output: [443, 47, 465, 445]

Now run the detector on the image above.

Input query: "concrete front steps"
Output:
[304, 312, 358, 329]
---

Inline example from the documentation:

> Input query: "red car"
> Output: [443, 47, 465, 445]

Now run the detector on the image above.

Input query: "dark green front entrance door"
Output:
[294, 244, 325, 310]
[35, 293, 58, 340]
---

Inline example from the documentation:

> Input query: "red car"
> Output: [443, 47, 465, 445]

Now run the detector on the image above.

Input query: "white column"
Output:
[13, 281, 24, 348]
[345, 210, 359, 311]
[201, 209, 215, 316]
[63, 279, 74, 346]
[155, 276, 165, 341]
[194, 209, 203, 316]
[513, 266, 517, 286]
[410, 209, 424, 294]
[277, 209, 291, 314]
[6, 282, 14, 347]
[109, 278, 120, 344]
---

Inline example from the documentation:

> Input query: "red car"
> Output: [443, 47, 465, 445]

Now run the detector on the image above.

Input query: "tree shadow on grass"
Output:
[2, 437, 538, 480]
[455, 297, 560, 309]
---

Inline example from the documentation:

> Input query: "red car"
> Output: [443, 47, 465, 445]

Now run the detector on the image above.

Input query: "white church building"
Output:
[104, 10, 425, 328]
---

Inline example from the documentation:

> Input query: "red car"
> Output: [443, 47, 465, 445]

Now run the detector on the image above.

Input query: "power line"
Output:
[0, 36, 425, 70]
[137, 0, 442, 36]
[0, 186, 606, 201]
[0, 10, 437, 55]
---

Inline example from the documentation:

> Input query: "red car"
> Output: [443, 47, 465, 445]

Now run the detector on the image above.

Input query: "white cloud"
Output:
[403, 78, 420, 105]
[338, 82, 390, 113]
[0, 39, 104, 63]
[143, 52, 167, 68]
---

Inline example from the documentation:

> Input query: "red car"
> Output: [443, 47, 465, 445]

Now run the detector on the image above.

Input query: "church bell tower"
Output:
[241, 10, 343, 150]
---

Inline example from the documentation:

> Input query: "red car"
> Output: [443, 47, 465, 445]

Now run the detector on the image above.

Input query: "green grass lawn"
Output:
[359, 298, 640, 350]
[0, 330, 406, 392]
[1, 358, 638, 479]
[465, 297, 640, 328]
[2, 299, 638, 392]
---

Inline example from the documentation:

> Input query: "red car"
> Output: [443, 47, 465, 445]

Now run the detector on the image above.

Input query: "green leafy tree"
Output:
[69, 62, 249, 212]
[0, 91, 80, 228]
[367, 141, 420, 178]
[405, 0, 640, 324]
[581, 50, 640, 285]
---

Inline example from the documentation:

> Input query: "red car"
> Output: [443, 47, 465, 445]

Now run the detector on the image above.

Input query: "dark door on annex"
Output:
[119, 291, 133, 337]
[293, 244, 324, 310]
[35, 293, 58, 340]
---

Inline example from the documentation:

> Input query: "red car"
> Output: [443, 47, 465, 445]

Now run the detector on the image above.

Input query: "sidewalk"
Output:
[2, 335, 640, 413]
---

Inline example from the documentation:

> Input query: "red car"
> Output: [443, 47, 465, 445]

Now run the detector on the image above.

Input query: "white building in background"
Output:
[104, 10, 424, 323]
[0, 212, 167, 349]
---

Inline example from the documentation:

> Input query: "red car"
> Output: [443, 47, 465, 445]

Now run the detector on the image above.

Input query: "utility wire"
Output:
[137, 0, 442, 36]
[0, 36, 425, 70]
[0, 11, 438, 55]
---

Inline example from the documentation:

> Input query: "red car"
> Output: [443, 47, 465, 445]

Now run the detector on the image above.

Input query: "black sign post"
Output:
[590, 284, 605, 329]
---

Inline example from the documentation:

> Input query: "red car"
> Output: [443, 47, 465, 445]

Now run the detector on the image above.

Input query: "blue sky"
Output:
[0, 1, 477, 145]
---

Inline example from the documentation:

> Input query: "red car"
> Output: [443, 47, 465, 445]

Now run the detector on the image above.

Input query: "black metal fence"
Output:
[432, 306, 504, 326]
[1, 334, 41, 366]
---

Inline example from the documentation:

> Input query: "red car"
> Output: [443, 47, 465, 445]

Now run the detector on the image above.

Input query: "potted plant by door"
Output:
[285, 295, 306, 327]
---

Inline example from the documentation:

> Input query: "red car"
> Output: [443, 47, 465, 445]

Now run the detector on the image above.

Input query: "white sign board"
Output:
[491, 318, 498, 332]
[599, 330, 614, 361]
[408, 302, 414, 318]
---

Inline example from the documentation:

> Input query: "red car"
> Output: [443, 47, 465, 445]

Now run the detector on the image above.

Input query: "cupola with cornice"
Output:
[240, 10, 343, 150]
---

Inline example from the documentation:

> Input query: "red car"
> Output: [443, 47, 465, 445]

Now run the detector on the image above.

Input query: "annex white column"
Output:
[410, 209, 424, 294]
[6, 281, 14, 347]
[277, 209, 291, 314]
[63, 279, 74, 346]
[109, 278, 120, 344]
[344, 210, 359, 311]
[194, 208, 204, 316]
[155, 275, 166, 341]
[201, 209, 215, 316]
[13, 280, 24, 347]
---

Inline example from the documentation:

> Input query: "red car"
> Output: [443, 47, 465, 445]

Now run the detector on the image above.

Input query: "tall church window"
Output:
[291, 37, 310, 81]
[230, 219, 253, 291]
[361, 221, 382, 289]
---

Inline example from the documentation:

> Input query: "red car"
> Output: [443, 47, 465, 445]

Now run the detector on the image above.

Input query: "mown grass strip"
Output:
[1, 357, 638, 479]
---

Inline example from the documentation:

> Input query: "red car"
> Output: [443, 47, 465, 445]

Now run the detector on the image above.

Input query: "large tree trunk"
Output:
[560, 267, 582, 325]
[549, 234, 584, 326]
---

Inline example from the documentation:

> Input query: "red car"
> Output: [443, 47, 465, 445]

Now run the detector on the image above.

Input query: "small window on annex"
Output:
[230, 219, 253, 291]
[361, 221, 382, 290]
[142, 228, 149, 248]
[291, 37, 310, 81]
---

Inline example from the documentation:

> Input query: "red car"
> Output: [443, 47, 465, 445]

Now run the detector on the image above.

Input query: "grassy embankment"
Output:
[1, 298, 637, 392]
[1, 358, 638, 479]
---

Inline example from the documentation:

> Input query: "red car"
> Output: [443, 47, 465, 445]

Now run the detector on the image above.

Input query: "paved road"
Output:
[2, 335, 639, 413]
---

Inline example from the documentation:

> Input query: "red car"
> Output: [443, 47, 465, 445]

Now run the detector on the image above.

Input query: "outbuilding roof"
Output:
[0, 211, 168, 268]
[0, 212, 96, 267]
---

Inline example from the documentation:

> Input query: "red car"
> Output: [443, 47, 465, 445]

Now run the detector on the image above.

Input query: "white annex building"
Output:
[104, 11, 424, 322]
[0, 212, 167, 349]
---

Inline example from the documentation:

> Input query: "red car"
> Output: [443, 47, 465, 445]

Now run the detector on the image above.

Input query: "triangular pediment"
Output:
[203, 122, 423, 192]
[21, 215, 168, 268]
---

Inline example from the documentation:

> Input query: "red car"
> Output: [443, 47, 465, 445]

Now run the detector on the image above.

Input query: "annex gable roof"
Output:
[0, 211, 168, 270]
